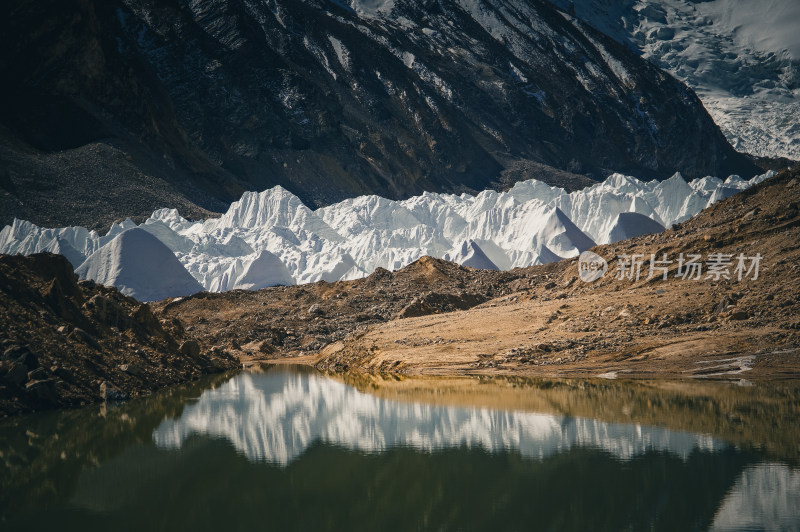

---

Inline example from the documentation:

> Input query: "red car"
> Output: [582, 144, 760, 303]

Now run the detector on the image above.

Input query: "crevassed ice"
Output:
[550, 0, 800, 160]
[0, 171, 774, 297]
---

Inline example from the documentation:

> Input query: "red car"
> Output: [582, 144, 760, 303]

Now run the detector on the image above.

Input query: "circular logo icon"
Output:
[578, 251, 608, 282]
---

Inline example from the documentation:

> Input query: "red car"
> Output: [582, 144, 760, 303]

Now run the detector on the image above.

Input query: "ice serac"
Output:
[604, 212, 666, 244]
[43, 237, 85, 268]
[139, 221, 194, 254]
[707, 187, 741, 206]
[75, 228, 204, 302]
[233, 251, 294, 291]
[0, 218, 99, 258]
[305, 253, 361, 283]
[320, 195, 422, 238]
[647, 173, 705, 227]
[542, 207, 596, 258]
[0, 171, 776, 295]
[444, 240, 499, 270]
[211, 187, 342, 242]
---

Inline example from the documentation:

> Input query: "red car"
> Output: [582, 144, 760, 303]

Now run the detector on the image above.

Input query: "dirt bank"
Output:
[312, 168, 800, 379]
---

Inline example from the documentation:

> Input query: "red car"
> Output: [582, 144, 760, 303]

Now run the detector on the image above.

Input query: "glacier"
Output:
[0, 171, 774, 301]
[74, 228, 205, 302]
[551, 0, 800, 160]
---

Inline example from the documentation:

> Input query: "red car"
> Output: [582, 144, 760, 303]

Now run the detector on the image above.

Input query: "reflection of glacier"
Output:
[153, 371, 722, 466]
[711, 464, 800, 532]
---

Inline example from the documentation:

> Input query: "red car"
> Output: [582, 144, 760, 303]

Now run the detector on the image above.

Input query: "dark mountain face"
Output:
[0, 0, 757, 227]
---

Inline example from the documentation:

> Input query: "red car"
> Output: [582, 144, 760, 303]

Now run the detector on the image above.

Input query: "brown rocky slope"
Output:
[315, 168, 800, 378]
[0, 254, 236, 416]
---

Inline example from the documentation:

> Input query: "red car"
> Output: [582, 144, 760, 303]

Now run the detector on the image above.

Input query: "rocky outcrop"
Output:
[0, 253, 237, 416]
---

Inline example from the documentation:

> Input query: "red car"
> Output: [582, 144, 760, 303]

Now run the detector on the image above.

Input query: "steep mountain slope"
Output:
[0, 0, 757, 227]
[552, 0, 800, 160]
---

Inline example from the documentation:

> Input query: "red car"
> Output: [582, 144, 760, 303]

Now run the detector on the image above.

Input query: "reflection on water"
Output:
[712, 464, 800, 531]
[153, 368, 721, 464]
[0, 366, 798, 531]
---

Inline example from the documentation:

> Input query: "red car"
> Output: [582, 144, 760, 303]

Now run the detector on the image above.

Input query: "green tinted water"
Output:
[1, 367, 798, 531]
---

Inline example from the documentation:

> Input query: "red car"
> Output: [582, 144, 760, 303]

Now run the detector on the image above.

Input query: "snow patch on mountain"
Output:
[551, 0, 800, 160]
[0, 171, 774, 300]
[347, 0, 395, 18]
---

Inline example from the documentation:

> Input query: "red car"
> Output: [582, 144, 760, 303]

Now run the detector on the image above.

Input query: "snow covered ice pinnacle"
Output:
[75, 228, 204, 302]
[0, 171, 776, 300]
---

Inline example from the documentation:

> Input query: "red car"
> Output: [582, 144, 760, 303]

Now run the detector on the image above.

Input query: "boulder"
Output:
[67, 328, 99, 348]
[85, 294, 131, 331]
[4, 363, 29, 387]
[2, 346, 39, 371]
[100, 381, 128, 402]
[179, 340, 201, 358]
[25, 379, 58, 404]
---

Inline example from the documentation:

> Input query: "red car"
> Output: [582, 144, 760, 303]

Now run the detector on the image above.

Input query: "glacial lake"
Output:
[1, 366, 799, 531]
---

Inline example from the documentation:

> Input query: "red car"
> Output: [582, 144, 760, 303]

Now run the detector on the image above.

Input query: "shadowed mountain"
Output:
[0, 0, 758, 228]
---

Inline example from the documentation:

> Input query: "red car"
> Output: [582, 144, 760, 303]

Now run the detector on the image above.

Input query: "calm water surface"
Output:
[1, 366, 798, 531]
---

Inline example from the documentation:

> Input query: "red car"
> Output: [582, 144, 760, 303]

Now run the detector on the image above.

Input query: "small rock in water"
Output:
[100, 381, 128, 402]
